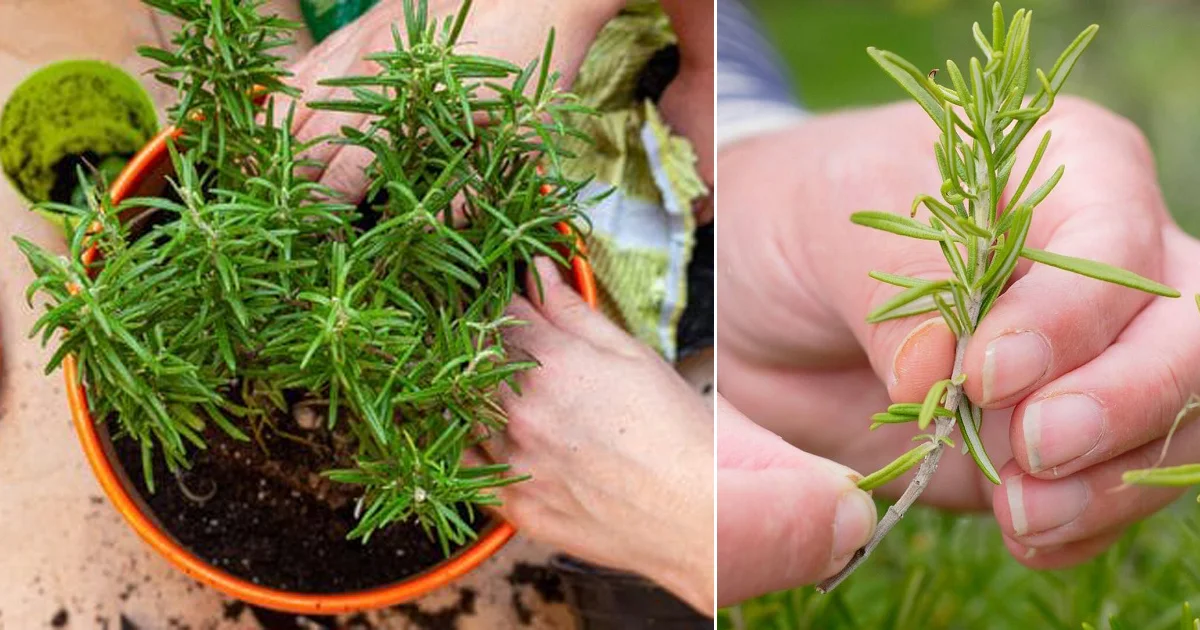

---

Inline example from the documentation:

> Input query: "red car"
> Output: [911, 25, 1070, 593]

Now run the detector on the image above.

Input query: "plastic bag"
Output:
[299, 0, 381, 43]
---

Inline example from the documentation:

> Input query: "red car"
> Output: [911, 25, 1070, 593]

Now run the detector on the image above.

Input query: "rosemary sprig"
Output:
[818, 3, 1180, 592]
[17, 0, 596, 553]
[138, 0, 300, 184]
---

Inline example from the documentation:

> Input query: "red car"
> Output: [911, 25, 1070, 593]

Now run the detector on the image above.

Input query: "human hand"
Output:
[717, 97, 1185, 562]
[992, 226, 1200, 566]
[479, 258, 714, 614]
[284, 0, 623, 203]
[717, 396, 876, 605]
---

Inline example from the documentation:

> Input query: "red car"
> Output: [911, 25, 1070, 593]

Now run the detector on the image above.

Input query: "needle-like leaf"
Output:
[1020, 247, 1180, 297]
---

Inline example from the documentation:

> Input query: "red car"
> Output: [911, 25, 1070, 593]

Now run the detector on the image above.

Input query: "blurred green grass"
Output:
[721, 1, 1200, 628]
[720, 499, 1200, 630]
[749, 0, 1200, 234]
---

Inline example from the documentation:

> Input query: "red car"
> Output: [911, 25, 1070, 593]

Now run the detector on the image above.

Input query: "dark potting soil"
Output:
[113, 422, 486, 594]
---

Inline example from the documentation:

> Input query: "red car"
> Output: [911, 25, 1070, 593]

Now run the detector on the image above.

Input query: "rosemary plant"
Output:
[138, 0, 300, 185]
[817, 3, 1180, 592]
[16, 0, 593, 553]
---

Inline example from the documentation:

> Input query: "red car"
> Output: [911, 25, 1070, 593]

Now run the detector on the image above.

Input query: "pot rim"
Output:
[63, 125, 598, 614]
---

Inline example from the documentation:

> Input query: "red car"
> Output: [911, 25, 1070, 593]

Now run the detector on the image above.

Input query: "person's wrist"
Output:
[649, 447, 715, 616]
[653, 518, 715, 615]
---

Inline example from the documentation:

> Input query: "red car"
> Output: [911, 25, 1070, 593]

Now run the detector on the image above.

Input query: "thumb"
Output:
[717, 397, 877, 605]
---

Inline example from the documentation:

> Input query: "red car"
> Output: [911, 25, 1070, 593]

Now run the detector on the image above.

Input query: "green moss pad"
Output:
[0, 59, 158, 203]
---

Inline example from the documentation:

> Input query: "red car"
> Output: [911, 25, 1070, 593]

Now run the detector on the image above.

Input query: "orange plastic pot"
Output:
[63, 125, 598, 614]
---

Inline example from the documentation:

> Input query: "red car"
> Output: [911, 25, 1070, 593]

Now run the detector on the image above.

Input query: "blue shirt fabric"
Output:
[717, 0, 807, 147]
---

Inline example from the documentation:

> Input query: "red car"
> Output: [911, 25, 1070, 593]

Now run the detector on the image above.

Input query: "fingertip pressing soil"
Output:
[112, 420, 487, 593]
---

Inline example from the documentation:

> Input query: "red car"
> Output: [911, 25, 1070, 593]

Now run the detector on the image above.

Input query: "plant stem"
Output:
[817, 295, 981, 593]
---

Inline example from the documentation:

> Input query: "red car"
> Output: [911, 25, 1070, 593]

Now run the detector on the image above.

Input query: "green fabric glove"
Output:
[300, 0, 381, 43]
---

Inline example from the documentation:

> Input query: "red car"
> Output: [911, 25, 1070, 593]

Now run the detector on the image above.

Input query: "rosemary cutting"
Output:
[817, 3, 1180, 592]
[16, 0, 595, 553]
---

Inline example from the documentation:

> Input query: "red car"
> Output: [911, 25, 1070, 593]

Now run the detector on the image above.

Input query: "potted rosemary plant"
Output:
[817, 2, 1180, 592]
[16, 0, 598, 613]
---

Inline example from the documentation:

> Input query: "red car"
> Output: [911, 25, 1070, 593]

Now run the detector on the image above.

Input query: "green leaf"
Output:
[858, 441, 938, 491]
[1020, 247, 1180, 297]
[1007, 130, 1053, 213]
[980, 204, 1032, 293]
[1020, 164, 1065, 209]
[991, 2, 1005, 51]
[958, 405, 1000, 484]
[870, 413, 918, 428]
[887, 403, 953, 418]
[867, 48, 946, 124]
[535, 28, 555, 101]
[851, 211, 948, 242]
[1123, 464, 1200, 488]
[918, 379, 952, 430]
[911, 194, 965, 236]
[972, 21, 993, 58]
[868, 271, 931, 289]
[997, 24, 1099, 159]
[867, 280, 953, 324]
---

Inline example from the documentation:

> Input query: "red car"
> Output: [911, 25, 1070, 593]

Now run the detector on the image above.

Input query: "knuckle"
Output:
[549, 294, 591, 323]
[1152, 355, 1190, 436]
[1054, 97, 1151, 161]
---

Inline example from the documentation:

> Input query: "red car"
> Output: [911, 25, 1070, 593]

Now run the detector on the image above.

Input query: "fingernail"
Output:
[983, 331, 1052, 404]
[1022, 394, 1105, 473]
[832, 490, 877, 559]
[891, 318, 945, 389]
[1005, 474, 1088, 536]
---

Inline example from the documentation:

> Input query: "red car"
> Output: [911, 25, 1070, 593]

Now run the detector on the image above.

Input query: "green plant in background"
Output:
[753, 0, 1200, 236]
[721, 498, 1200, 630]
[14, 0, 593, 553]
[818, 3, 1179, 592]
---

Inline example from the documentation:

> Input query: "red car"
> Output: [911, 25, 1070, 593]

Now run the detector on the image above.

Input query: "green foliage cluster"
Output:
[821, 3, 1179, 591]
[16, 0, 594, 552]
[722, 498, 1200, 630]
